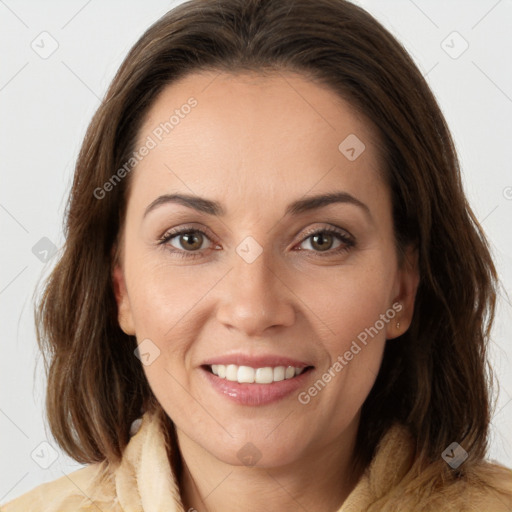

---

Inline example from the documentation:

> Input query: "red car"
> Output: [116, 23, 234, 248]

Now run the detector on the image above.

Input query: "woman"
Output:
[3, 0, 511, 510]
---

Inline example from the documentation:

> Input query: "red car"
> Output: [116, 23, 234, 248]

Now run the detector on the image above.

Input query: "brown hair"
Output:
[36, 0, 497, 476]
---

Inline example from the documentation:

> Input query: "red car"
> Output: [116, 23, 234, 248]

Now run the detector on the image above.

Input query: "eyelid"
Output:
[297, 224, 354, 243]
[158, 223, 355, 257]
[158, 223, 216, 242]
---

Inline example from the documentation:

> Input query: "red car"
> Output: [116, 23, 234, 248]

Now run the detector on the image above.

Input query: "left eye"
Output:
[298, 230, 344, 252]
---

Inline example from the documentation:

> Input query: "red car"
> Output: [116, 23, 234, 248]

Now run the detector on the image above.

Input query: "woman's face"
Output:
[113, 71, 418, 468]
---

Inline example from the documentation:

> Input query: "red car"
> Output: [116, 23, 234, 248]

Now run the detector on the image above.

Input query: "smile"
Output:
[209, 364, 305, 384]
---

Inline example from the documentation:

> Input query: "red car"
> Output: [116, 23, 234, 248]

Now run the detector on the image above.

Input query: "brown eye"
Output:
[174, 231, 205, 251]
[161, 228, 212, 254]
[297, 227, 355, 257]
[178, 232, 203, 251]
[310, 233, 335, 252]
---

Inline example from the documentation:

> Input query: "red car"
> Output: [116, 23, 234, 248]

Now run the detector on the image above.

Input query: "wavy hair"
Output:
[36, 0, 497, 476]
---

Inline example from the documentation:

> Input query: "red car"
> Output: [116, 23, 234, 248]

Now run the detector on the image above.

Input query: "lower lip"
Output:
[200, 366, 313, 406]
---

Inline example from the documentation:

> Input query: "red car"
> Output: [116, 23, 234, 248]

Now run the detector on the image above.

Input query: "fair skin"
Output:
[113, 71, 419, 512]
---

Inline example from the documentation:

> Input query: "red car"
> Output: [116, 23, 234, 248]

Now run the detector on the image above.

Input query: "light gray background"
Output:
[1, 0, 511, 503]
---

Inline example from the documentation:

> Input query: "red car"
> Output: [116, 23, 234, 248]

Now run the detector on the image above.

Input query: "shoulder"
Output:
[462, 460, 512, 511]
[0, 461, 119, 512]
[361, 424, 512, 511]
[393, 457, 512, 511]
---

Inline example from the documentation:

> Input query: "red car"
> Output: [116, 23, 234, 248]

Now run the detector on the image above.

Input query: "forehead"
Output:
[130, 71, 386, 214]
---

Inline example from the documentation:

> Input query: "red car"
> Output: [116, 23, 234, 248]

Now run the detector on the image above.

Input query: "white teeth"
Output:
[273, 366, 285, 382]
[226, 364, 238, 381]
[237, 366, 255, 383]
[255, 367, 273, 384]
[209, 364, 306, 384]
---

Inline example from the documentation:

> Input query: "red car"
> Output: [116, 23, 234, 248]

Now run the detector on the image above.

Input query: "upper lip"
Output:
[202, 354, 313, 369]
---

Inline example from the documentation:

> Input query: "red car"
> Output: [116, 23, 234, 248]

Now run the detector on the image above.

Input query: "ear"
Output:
[112, 263, 136, 336]
[386, 245, 419, 340]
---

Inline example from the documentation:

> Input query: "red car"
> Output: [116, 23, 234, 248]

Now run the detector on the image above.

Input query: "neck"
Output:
[176, 419, 363, 512]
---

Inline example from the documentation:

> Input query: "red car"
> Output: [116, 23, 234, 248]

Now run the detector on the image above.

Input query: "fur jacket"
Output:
[3, 411, 512, 511]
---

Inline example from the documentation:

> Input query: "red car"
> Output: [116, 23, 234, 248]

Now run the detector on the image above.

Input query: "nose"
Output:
[215, 248, 296, 338]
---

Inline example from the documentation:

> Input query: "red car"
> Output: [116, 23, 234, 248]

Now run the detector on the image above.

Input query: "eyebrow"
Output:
[143, 191, 371, 219]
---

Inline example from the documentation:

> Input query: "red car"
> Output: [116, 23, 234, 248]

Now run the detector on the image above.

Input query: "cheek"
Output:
[125, 255, 223, 335]
[294, 258, 395, 344]
[291, 256, 395, 409]
[296, 273, 391, 423]
[123, 258, 232, 392]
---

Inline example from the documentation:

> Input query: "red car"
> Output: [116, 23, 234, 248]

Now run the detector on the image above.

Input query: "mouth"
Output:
[203, 364, 313, 384]
[199, 354, 315, 405]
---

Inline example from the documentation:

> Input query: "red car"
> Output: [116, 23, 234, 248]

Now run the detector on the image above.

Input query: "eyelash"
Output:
[158, 225, 355, 260]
